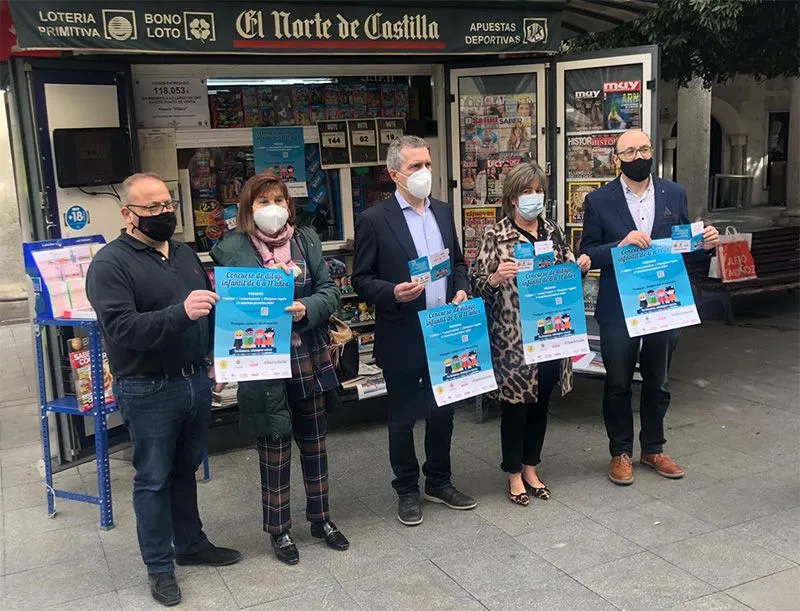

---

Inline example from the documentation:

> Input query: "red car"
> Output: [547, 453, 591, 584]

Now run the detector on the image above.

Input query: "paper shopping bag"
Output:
[716, 226, 757, 283]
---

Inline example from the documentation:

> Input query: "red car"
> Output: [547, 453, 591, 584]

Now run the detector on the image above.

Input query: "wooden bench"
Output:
[687, 226, 800, 324]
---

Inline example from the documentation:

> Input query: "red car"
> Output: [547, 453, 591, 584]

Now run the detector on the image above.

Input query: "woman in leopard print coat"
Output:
[470, 162, 592, 506]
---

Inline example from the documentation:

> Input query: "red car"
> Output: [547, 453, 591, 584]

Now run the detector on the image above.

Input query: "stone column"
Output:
[676, 78, 712, 219]
[728, 134, 747, 175]
[661, 137, 677, 182]
[0, 91, 28, 323]
[775, 77, 800, 226]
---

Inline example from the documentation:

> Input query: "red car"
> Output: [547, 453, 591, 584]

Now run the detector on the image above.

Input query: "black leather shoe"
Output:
[175, 541, 242, 567]
[424, 485, 477, 510]
[310, 520, 350, 551]
[149, 572, 181, 607]
[271, 531, 299, 565]
[397, 494, 423, 526]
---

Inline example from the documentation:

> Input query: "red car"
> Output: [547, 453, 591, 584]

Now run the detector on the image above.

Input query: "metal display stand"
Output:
[33, 317, 213, 530]
[34, 317, 116, 530]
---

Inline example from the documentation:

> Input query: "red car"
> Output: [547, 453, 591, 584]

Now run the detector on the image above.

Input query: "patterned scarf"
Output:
[249, 223, 295, 268]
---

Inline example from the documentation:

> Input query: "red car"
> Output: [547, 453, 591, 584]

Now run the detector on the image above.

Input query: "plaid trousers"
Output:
[256, 392, 329, 535]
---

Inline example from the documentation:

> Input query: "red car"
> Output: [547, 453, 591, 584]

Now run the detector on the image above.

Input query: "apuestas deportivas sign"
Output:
[7, 1, 561, 55]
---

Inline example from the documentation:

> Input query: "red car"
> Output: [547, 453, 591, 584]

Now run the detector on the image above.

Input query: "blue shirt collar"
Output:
[395, 190, 430, 211]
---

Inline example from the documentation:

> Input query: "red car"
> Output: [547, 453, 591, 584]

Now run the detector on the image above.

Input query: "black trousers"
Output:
[600, 324, 680, 457]
[383, 367, 454, 496]
[500, 360, 560, 473]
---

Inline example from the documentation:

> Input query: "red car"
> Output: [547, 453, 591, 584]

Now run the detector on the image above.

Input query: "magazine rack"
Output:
[34, 317, 117, 529]
[33, 317, 213, 530]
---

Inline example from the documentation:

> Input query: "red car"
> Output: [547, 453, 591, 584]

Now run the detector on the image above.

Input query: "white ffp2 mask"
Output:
[400, 168, 433, 200]
[254, 205, 289, 235]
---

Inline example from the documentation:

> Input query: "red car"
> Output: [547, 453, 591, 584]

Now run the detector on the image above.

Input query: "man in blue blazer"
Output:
[581, 129, 719, 486]
[352, 135, 476, 526]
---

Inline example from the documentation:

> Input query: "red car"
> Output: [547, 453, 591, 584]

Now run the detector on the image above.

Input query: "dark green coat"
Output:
[210, 226, 337, 439]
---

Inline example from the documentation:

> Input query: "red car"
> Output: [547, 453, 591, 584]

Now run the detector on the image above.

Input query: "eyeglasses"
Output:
[127, 200, 176, 216]
[616, 145, 653, 161]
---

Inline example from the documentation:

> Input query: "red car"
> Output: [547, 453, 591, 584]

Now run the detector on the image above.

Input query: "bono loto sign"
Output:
[7, 1, 562, 55]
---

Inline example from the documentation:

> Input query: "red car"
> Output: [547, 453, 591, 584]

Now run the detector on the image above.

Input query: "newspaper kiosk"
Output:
[5, 0, 658, 467]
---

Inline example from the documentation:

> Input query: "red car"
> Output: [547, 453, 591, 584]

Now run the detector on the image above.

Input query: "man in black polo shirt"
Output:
[86, 173, 240, 607]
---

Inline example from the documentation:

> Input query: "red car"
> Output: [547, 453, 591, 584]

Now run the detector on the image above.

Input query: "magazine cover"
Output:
[68, 336, 114, 412]
[463, 207, 498, 263]
[482, 94, 508, 117]
[272, 87, 296, 126]
[507, 94, 535, 120]
[567, 134, 616, 180]
[485, 154, 524, 202]
[567, 181, 601, 224]
[471, 116, 501, 155]
[459, 95, 484, 136]
[603, 80, 642, 130]
[496, 116, 533, 153]
[209, 91, 244, 129]
[257, 87, 274, 126]
[566, 90, 604, 133]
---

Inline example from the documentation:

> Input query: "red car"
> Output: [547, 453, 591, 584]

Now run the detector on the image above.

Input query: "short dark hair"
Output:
[237, 170, 296, 235]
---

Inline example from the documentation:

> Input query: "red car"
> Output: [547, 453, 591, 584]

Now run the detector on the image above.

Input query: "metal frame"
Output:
[34, 318, 116, 529]
[33, 317, 212, 529]
[555, 46, 659, 229]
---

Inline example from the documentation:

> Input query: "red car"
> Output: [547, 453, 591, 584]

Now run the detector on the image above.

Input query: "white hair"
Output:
[386, 135, 429, 171]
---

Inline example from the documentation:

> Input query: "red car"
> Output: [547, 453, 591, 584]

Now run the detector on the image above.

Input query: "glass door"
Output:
[556, 48, 658, 237]
[555, 47, 657, 378]
[448, 64, 547, 264]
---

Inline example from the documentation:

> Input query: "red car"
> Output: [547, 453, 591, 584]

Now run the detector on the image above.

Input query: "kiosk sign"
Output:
[9, 2, 561, 55]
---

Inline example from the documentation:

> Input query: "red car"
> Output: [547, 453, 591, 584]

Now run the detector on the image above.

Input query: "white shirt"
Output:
[622, 175, 655, 236]
[395, 191, 447, 310]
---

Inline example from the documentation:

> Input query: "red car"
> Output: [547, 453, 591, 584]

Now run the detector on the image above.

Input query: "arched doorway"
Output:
[670, 117, 723, 181]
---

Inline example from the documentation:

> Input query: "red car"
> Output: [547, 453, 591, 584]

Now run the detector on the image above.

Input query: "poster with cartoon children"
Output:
[612, 238, 700, 337]
[517, 263, 590, 364]
[418, 298, 498, 407]
[213, 267, 294, 383]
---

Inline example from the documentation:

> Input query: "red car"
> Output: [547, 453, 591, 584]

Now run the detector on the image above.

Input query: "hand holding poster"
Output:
[214, 267, 294, 383]
[418, 298, 498, 407]
[611, 238, 700, 337]
[517, 263, 590, 364]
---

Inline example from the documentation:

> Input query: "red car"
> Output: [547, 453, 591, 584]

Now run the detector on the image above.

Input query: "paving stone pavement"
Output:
[1, 293, 798, 610]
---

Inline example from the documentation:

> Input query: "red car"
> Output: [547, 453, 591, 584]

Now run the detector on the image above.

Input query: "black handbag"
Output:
[327, 316, 359, 382]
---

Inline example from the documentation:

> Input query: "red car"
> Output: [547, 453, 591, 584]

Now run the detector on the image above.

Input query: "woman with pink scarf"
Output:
[211, 170, 348, 565]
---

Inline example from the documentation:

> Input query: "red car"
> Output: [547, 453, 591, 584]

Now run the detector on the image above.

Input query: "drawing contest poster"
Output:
[517, 263, 590, 364]
[611, 239, 700, 337]
[418, 298, 497, 407]
[252, 127, 308, 197]
[213, 267, 294, 383]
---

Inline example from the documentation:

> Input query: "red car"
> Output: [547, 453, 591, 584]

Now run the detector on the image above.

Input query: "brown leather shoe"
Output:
[609, 454, 634, 485]
[640, 453, 685, 479]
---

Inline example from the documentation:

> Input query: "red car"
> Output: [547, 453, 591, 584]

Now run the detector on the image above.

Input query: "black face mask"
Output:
[130, 210, 177, 242]
[619, 157, 652, 182]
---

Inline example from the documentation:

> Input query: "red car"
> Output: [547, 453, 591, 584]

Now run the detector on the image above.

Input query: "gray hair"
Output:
[501, 161, 547, 220]
[119, 172, 164, 206]
[386, 135, 429, 171]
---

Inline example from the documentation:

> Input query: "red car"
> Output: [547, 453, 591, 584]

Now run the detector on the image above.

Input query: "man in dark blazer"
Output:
[581, 129, 719, 486]
[352, 135, 476, 526]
